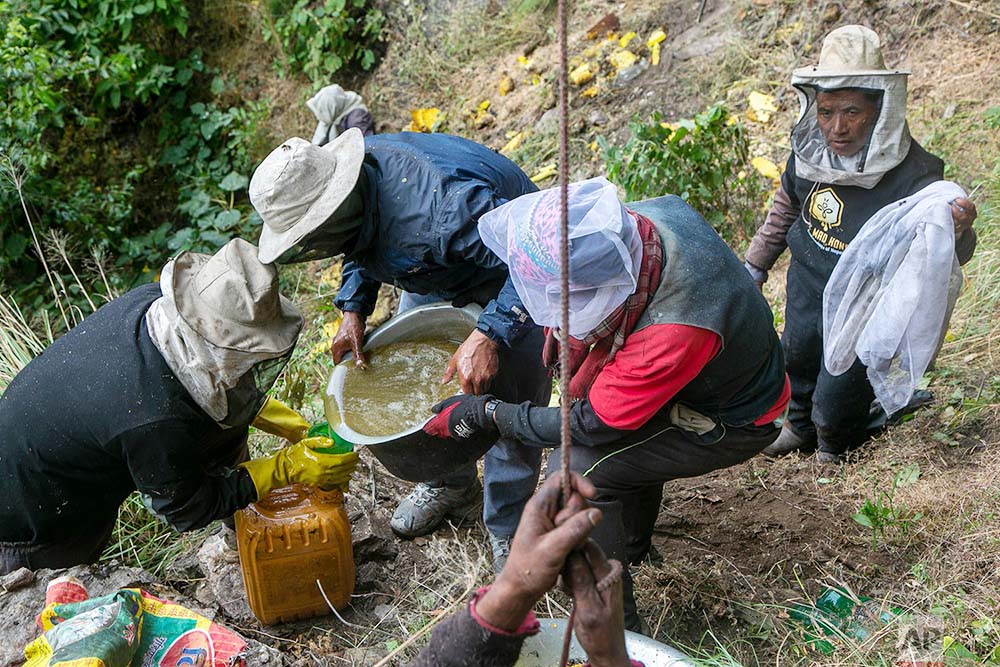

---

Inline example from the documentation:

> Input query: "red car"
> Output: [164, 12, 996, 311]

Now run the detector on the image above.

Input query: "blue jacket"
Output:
[334, 132, 538, 345]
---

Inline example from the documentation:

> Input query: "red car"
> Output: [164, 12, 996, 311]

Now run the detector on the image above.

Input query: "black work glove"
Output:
[423, 394, 501, 440]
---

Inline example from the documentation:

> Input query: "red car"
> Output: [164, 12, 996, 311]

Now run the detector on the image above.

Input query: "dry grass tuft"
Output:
[0, 292, 51, 391]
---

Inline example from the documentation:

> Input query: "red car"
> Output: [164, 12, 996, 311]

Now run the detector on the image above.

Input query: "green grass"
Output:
[100, 494, 213, 578]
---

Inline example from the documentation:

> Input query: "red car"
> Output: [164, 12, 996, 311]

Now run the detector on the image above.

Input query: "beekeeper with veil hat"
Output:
[421, 177, 791, 633]
[743, 25, 979, 463]
[0, 238, 358, 573]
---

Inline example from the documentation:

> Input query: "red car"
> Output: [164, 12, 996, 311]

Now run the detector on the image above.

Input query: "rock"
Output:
[355, 561, 383, 592]
[243, 638, 287, 665]
[163, 543, 204, 583]
[673, 32, 730, 61]
[352, 507, 399, 563]
[374, 602, 399, 623]
[822, 3, 842, 23]
[473, 111, 495, 130]
[1, 567, 34, 592]
[498, 73, 515, 96]
[586, 12, 620, 40]
[588, 111, 609, 126]
[195, 528, 255, 624]
[534, 107, 560, 135]
[612, 60, 649, 87]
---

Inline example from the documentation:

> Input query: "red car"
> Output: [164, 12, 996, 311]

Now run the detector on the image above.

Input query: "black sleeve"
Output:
[956, 227, 978, 266]
[405, 605, 526, 667]
[492, 400, 626, 448]
[118, 421, 258, 532]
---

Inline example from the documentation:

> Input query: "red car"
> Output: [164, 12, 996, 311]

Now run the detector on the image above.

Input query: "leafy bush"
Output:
[263, 0, 384, 84]
[0, 0, 273, 315]
[153, 98, 270, 256]
[599, 104, 770, 244]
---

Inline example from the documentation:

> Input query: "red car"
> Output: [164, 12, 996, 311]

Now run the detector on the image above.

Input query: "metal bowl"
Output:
[326, 303, 498, 482]
[516, 618, 694, 667]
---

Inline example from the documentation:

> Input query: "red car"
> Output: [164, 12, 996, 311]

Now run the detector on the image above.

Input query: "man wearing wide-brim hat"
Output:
[249, 130, 549, 570]
[744, 25, 979, 463]
[0, 239, 358, 574]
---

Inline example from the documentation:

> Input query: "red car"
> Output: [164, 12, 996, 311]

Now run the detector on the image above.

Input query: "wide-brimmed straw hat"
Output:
[250, 129, 366, 264]
[170, 238, 303, 353]
[793, 25, 908, 79]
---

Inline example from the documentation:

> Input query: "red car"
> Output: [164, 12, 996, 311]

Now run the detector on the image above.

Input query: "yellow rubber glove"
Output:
[240, 437, 360, 499]
[252, 397, 311, 443]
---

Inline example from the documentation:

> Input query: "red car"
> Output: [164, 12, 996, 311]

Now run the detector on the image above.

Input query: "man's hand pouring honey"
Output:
[331, 311, 368, 369]
[443, 329, 500, 395]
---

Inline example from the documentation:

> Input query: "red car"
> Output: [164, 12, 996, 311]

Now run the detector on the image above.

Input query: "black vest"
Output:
[628, 196, 785, 426]
[785, 141, 944, 297]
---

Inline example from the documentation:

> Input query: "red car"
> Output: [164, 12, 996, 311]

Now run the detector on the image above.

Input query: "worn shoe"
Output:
[868, 389, 935, 433]
[390, 482, 482, 539]
[815, 450, 844, 464]
[489, 532, 512, 574]
[761, 424, 817, 457]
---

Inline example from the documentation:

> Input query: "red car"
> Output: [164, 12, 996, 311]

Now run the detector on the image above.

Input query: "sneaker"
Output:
[489, 532, 512, 574]
[761, 424, 816, 457]
[390, 482, 482, 539]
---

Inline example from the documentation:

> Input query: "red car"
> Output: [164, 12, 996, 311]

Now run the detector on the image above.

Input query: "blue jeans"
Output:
[398, 291, 549, 538]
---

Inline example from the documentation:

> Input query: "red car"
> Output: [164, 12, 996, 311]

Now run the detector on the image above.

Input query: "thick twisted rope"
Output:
[554, 6, 624, 666]
[556, 0, 574, 663]
[557, 0, 572, 504]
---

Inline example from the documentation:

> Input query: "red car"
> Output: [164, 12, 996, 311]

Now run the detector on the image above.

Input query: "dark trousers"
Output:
[338, 109, 375, 136]
[0, 522, 116, 575]
[547, 412, 778, 631]
[0, 438, 249, 575]
[783, 265, 876, 455]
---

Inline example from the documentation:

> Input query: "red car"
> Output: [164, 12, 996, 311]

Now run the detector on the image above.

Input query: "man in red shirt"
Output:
[422, 177, 789, 632]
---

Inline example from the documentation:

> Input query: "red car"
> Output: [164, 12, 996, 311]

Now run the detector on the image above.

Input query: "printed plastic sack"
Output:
[24, 575, 246, 667]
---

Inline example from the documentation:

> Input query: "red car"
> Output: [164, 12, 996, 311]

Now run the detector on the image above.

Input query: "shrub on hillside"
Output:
[0, 1, 269, 313]
[599, 104, 770, 245]
[263, 0, 384, 85]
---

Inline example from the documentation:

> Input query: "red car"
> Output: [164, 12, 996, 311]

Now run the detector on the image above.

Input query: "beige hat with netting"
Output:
[170, 238, 303, 353]
[793, 25, 908, 78]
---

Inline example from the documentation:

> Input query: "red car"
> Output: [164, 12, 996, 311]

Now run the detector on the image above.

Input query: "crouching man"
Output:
[422, 178, 789, 631]
[0, 239, 358, 573]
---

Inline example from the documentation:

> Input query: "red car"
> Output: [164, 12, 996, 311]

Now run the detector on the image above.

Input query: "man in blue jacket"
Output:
[249, 129, 549, 569]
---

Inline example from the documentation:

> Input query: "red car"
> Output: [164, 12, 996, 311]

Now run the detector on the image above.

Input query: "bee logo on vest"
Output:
[809, 188, 844, 231]
[806, 187, 849, 253]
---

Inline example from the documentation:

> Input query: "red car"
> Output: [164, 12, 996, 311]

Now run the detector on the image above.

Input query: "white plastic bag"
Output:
[478, 177, 642, 338]
[823, 180, 965, 415]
